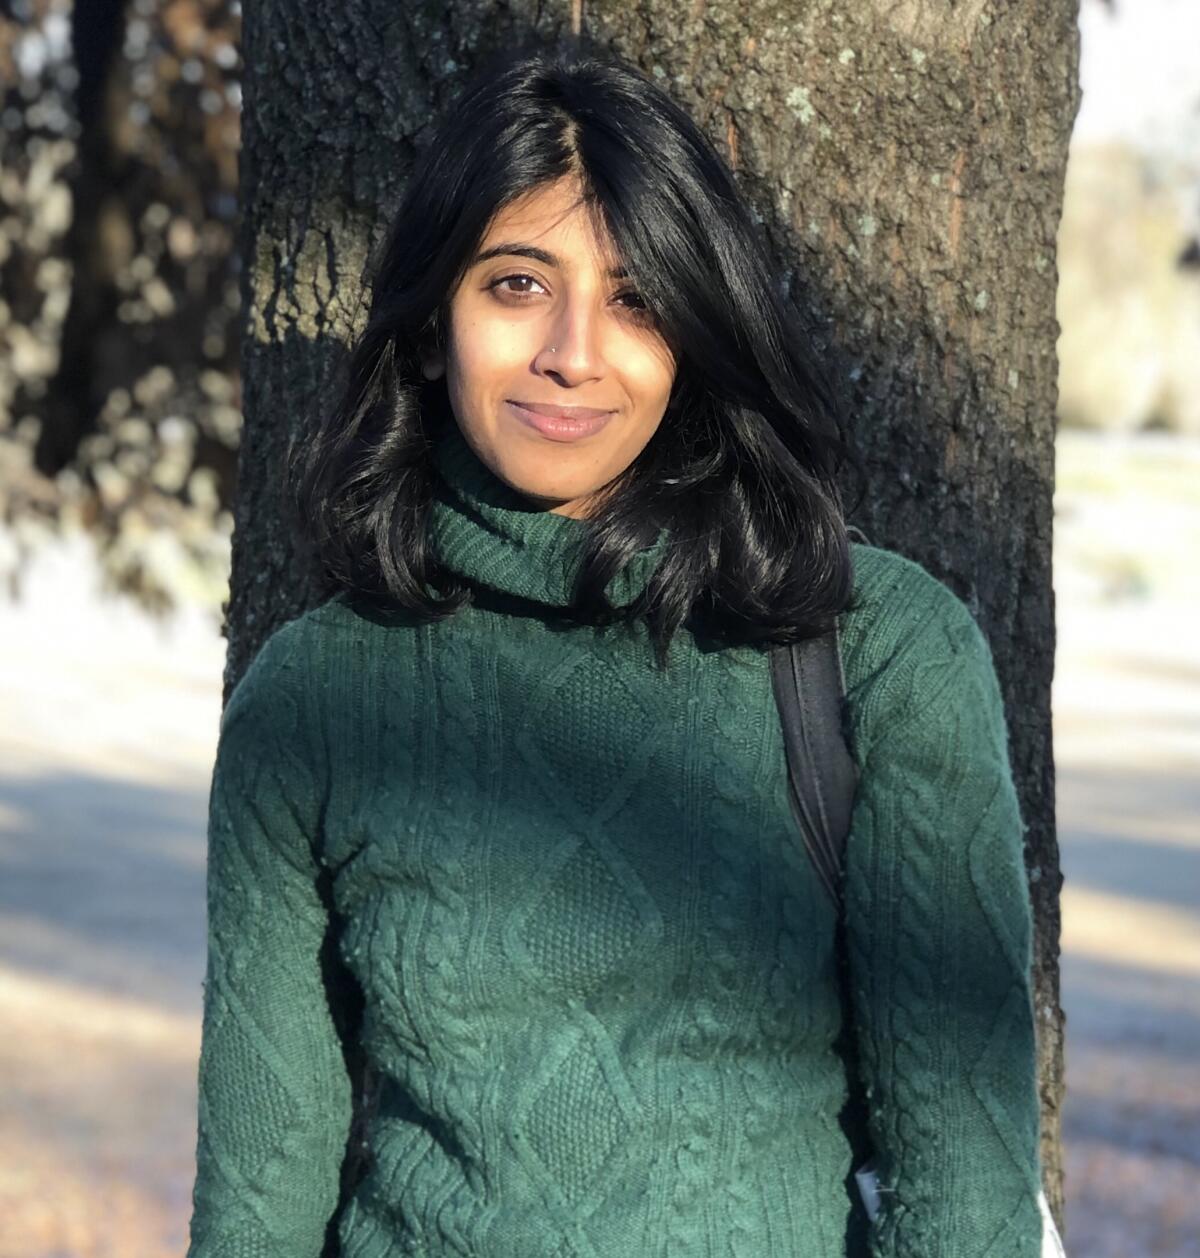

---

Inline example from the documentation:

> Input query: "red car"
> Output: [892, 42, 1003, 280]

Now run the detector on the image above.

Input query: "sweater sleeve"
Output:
[843, 577, 1043, 1258]
[186, 629, 353, 1257]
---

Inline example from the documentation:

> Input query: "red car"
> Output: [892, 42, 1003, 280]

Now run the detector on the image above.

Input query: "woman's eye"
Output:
[489, 274, 651, 319]
[490, 273, 547, 298]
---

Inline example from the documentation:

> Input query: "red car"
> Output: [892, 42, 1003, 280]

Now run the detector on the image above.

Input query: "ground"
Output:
[0, 427, 1196, 1257]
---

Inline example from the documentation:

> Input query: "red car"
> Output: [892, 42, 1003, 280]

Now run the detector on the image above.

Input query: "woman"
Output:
[186, 36, 1046, 1258]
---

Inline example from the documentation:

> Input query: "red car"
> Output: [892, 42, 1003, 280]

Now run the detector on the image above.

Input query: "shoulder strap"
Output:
[769, 620, 860, 912]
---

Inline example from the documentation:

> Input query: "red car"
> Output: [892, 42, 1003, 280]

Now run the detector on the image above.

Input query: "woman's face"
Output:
[421, 177, 677, 519]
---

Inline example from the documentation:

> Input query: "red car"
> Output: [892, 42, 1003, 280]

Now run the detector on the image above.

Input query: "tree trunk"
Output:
[1, 0, 243, 610]
[235, 0, 1079, 1240]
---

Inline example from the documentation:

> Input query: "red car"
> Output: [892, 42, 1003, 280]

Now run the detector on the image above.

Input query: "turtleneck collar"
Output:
[427, 420, 668, 610]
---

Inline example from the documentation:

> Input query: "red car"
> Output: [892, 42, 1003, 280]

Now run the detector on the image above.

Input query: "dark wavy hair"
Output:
[288, 34, 866, 670]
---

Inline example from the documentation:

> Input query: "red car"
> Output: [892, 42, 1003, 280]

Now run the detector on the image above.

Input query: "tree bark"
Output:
[235, 0, 1079, 1240]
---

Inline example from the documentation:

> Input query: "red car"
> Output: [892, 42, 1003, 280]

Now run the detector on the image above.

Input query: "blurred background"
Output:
[1, 0, 1197, 1254]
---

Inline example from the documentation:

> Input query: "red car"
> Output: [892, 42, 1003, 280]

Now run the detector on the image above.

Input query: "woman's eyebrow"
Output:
[471, 242, 628, 279]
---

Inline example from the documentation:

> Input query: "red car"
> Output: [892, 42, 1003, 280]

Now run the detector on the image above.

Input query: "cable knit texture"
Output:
[186, 420, 1043, 1257]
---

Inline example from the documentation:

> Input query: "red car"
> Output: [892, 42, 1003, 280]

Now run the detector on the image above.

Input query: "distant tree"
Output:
[0, 0, 241, 612]
[231, 2, 1080, 1243]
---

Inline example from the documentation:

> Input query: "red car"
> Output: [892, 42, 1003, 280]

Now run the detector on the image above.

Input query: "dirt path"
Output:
[0, 430, 1196, 1256]
[0, 540, 221, 1258]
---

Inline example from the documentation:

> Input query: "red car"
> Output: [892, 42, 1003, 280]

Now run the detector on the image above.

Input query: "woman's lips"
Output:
[506, 400, 615, 442]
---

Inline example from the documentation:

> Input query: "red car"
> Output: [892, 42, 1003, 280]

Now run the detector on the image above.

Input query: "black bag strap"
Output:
[769, 541, 878, 1230]
[768, 617, 860, 913]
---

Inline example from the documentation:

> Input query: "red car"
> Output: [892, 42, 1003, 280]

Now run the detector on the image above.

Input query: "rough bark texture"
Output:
[233, 0, 1079, 1240]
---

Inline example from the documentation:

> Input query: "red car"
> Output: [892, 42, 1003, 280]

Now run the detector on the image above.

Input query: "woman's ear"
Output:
[420, 349, 446, 381]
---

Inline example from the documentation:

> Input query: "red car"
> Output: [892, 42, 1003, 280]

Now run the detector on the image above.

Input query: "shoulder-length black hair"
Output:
[288, 33, 866, 670]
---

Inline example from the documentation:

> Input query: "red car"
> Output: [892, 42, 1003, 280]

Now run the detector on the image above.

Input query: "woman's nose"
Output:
[533, 301, 605, 382]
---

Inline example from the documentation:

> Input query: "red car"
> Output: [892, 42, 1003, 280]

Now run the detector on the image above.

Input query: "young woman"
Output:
[186, 37, 1046, 1258]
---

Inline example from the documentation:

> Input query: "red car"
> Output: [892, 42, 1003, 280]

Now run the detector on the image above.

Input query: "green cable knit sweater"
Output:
[185, 421, 1044, 1258]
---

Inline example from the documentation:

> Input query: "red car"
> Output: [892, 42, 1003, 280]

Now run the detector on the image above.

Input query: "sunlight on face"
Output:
[421, 176, 677, 518]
